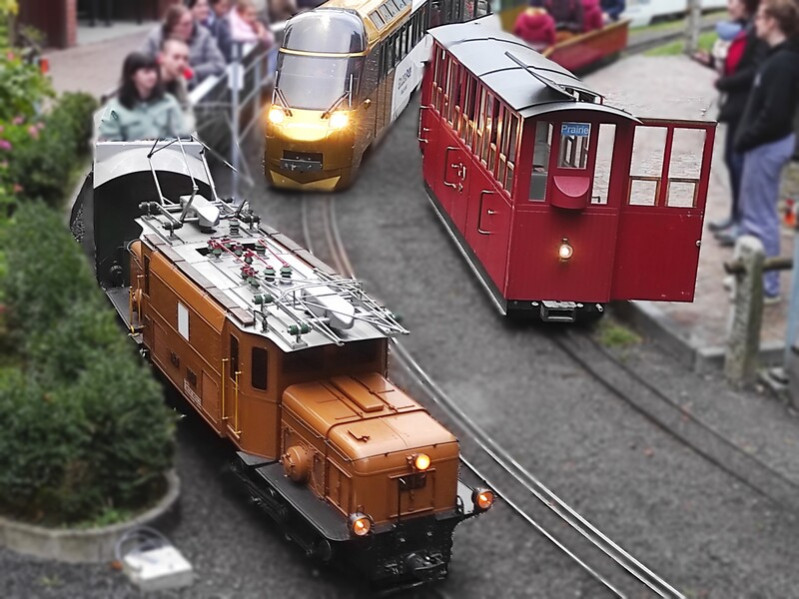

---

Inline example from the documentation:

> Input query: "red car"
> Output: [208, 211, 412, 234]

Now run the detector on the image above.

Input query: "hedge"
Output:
[0, 203, 175, 526]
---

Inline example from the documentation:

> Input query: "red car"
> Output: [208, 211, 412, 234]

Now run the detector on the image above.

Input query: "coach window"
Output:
[486, 95, 500, 171]
[498, 110, 517, 192]
[229, 335, 240, 380]
[530, 121, 552, 201]
[558, 122, 591, 169]
[464, 75, 478, 148]
[446, 62, 459, 125]
[480, 92, 494, 165]
[475, 86, 486, 160]
[251, 347, 268, 390]
[459, 75, 472, 145]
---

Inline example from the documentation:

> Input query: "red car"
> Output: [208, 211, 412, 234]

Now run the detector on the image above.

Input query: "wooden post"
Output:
[685, 0, 702, 54]
[724, 235, 765, 386]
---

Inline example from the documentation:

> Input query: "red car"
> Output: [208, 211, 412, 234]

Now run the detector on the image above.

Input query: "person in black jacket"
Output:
[734, 0, 799, 302]
[694, 0, 767, 244]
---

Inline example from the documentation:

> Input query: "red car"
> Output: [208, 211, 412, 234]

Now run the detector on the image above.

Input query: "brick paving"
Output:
[44, 27, 151, 99]
[585, 54, 793, 352]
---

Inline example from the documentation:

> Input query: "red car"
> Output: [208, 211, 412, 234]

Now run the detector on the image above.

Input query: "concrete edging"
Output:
[0, 470, 180, 564]
[612, 300, 784, 373]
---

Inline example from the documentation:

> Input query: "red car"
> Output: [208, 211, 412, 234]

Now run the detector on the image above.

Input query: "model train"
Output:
[493, 0, 630, 72]
[419, 19, 715, 321]
[264, 0, 474, 191]
[76, 139, 493, 589]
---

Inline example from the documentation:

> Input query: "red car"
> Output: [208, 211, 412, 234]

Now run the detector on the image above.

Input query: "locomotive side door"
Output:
[611, 119, 716, 301]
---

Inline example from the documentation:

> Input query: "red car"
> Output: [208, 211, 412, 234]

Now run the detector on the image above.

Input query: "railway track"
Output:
[300, 197, 685, 598]
[552, 330, 799, 514]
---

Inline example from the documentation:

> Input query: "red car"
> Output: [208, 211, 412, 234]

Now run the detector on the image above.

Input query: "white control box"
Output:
[123, 545, 194, 592]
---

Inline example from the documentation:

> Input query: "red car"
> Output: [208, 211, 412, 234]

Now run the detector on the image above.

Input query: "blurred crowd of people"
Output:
[513, 0, 625, 49]
[693, 0, 799, 303]
[98, 0, 315, 142]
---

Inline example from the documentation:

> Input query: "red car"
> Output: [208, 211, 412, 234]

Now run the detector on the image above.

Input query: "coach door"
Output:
[611, 119, 716, 301]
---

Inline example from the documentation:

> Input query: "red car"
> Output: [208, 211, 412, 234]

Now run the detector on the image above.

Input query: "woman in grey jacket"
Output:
[98, 53, 188, 142]
[143, 5, 225, 84]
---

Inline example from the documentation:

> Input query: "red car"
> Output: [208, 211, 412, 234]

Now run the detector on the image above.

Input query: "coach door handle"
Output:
[417, 127, 431, 143]
[443, 146, 459, 189]
[477, 190, 496, 235]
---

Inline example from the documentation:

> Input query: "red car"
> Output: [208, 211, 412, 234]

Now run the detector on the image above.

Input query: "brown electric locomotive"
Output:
[75, 139, 493, 589]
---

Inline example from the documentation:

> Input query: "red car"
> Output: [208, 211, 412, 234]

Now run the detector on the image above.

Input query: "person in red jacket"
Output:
[513, 7, 557, 50]
[582, 0, 604, 31]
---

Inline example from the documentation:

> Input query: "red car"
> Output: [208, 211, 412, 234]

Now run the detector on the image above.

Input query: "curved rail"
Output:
[300, 197, 685, 598]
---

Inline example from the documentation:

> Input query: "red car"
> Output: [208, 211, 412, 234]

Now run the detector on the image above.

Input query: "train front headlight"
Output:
[349, 512, 372, 537]
[558, 238, 574, 261]
[329, 111, 349, 130]
[413, 453, 431, 471]
[472, 488, 495, 512]
[268, 106, 285, 124]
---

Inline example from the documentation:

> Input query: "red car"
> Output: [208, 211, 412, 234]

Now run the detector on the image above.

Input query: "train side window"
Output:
[507, 114, 519, 192]
[230, 335, 239, 380]
[143, 255, 150, 295]
[475, 86, 486, 160]
[558, 122, 591, 169]
[178, 302, 189, 341]
[499, 110, 518, 191]
[446, 62, 459, 125]
[460, 76, 472, 145]
[591, 124, 616, 205]
[530, 121, 552, 201]
[369, 12, 383, 27]
[493, 104, 504, 181]
[481, 92, 494, 165]
[251, 347, 268, 390]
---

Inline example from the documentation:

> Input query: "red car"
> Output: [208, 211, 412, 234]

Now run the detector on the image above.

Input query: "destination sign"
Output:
[561, 122, 591, 137]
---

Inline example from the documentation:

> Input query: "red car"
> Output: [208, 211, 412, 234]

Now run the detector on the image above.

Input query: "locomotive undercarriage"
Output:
[229, 452, 472, 590]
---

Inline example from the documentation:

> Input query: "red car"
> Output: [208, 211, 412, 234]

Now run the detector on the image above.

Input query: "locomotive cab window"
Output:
[230, 335, 239, 380]
[558, 122, 591, 170]
[530, 121, 553, 201]
[251, 347, 268, 390]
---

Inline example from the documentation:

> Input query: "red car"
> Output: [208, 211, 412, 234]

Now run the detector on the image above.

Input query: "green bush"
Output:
[0, 203, 174, 526]
[6, 92, 97, 209]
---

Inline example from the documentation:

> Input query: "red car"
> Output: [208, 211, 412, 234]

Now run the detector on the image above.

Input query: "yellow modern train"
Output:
[264, 0, 468, 191]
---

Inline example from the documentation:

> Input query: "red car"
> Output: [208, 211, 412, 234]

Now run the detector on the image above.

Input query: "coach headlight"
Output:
[558, 238, 573, 261]
[472, 488, 495, 512]
[268, 106, 285, 124]
[329, 111, 349, 130]
[349, 512, 372, 537]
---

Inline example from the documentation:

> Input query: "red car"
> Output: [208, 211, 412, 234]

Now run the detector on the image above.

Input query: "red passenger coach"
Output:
[419, 20, 716, 321]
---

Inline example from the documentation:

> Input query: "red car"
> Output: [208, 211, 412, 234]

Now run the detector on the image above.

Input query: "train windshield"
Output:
[275, 54, 362, 111]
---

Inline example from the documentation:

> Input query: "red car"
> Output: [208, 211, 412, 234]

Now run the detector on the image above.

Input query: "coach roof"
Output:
[429, 18, 638, 122]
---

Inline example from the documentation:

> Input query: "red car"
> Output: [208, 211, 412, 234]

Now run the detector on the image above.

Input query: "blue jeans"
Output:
[740, 134, 796, 297]
[724, 120, 744, 225]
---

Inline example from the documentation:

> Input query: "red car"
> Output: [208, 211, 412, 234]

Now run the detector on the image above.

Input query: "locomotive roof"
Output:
[429, 19, 638, 122]
[94, 139, 406, 353]
[138, 212, 407, 353]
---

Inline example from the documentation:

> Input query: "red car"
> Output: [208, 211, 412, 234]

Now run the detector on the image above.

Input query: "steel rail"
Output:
[555, 328, 799, 514]
[303, 197, 685, 598]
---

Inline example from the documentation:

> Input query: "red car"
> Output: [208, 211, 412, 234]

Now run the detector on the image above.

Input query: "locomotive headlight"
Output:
[268, 106, 285, 124]
[472, 488, 495, 512]
[329, 111, 349, 130]
[413, 453, 431, 471]
[558, 238, 574, 261]
[349, 512, 372, 537]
